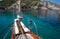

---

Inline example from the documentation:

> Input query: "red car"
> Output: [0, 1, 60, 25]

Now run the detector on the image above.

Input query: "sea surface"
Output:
[0, 9, 60, 39]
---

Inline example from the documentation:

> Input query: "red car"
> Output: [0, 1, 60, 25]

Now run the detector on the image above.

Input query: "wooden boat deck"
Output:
[11, 19, 41, 39]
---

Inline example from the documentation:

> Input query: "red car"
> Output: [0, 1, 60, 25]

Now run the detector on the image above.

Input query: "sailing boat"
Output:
[11, 0, 41, 39]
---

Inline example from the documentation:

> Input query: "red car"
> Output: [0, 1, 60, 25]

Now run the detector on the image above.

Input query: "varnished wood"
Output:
[11, 21, 41, 39]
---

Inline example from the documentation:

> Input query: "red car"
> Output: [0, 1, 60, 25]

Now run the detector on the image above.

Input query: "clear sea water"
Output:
[0, 9, 60, 39]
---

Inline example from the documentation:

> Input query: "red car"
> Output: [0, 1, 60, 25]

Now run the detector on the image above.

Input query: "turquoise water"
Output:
[0, 10, 60, 39]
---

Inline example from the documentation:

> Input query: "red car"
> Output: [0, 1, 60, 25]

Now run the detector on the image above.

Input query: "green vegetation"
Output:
[0, 0, 60, 8]
[25, 1, 38, 6]
[22, 0, 41, 6]
[0, 0, 41, 8]
[0, 0, 17, 8]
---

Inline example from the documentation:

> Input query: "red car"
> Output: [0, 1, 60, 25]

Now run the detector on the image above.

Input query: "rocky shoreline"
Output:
[0, 0, 60, 14]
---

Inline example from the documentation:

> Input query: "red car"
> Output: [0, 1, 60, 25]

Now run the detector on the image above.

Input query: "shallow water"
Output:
[0, 10, 60, 39]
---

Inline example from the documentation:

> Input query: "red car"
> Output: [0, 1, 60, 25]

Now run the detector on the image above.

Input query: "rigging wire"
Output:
[10, 0, 28, 39]
[18, 1, 29, 39]
[3, 2, 15, 39]
[3, 27, 12, 39]
[0, 22, 13, 35]
[13, 5, 15, 21]
[33, 21, 38, 35]
[28, 18, 38, 36]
